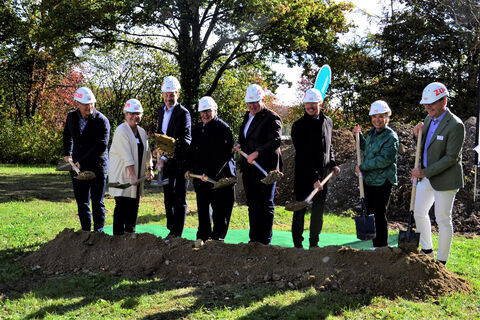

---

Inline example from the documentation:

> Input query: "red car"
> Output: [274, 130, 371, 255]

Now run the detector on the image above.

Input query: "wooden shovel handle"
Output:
[305, 171, 335, 202]
[190, 173, 217, 184]
[355, 132, 365, 198]
[410, 130, 423, 211]
[68, 159, 81, 174]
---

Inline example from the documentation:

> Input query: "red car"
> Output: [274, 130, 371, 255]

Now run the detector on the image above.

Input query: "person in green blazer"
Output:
[412, 82, 465, 265]
[353, 100, 398, 248]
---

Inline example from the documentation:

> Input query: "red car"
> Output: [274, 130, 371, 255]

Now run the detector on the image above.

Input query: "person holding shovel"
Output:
[184, 96, 236, 241]
[411, 82, 465, 265]
[108, 99, 155, 236]
[353, 100, 398, 249]
[155, 76, 192, 238]
[233, 84, 282, 245]
[291, 88, 340, 249]
[63, 87, 110, 232]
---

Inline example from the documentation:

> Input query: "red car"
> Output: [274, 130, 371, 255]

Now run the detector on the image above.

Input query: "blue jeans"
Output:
[71, 173, 107, 232]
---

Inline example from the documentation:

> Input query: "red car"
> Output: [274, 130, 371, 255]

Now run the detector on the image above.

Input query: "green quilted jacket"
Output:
[358, 125, 399, 186]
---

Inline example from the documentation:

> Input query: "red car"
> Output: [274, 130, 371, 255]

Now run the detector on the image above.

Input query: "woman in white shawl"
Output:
[108, 99, 154, 235]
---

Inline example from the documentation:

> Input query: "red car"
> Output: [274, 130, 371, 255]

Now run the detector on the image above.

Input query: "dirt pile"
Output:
[250, 118, 480, 234]
[22, 229, 471, 299]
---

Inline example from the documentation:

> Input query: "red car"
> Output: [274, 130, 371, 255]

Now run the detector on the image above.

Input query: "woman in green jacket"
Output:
[353, 100, 399, 248]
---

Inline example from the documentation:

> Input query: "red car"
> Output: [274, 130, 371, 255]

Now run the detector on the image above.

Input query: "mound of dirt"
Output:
[22, 229, 471, 299]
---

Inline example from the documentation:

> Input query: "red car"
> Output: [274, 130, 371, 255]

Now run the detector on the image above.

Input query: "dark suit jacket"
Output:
[156, 103, 192, 175]
[291, 112, 336, 195]
[238, 107, 282, 178]
[63, 109, 110, 175]
[188, 117, 236, 190]
[421, 109, 465, 190]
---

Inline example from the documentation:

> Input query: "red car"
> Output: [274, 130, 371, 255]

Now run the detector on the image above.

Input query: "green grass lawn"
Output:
[0, 164, 479, 319]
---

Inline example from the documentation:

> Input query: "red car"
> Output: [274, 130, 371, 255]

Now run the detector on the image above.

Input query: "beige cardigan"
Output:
[108, 122, 153, 198]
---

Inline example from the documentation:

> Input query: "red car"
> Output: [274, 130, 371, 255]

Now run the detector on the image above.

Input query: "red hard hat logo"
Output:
[74, 92, 83, 98]
[434, 88, 446, 96]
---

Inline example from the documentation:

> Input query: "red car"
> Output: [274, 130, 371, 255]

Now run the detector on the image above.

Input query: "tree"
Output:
[93, 0, 353, 118]
[0, 0, 126, 124]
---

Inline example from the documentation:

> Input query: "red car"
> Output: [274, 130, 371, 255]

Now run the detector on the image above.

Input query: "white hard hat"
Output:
[123, 99, 143, 113]
[245, 84, 265, 103]
[198, 96, 217, 112]
[369, 100, 391, 116]
[420, 82, 449, 104]
[302, 88, 323, 103]
[73, 87, 96, 104]
[162, 76, 181, 92]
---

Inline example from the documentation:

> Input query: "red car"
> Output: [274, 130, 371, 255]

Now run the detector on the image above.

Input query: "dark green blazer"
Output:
[421, 109, 465, 191]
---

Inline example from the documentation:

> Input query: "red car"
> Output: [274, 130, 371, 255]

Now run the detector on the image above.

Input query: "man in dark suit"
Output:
[155, 76, 192, 237]
[291, 88, 340, 249]
[63, 87, 110, 232]
[185, 96, 236, 241]
[234, 84, 282, 245]
[412, 82, 465, 265]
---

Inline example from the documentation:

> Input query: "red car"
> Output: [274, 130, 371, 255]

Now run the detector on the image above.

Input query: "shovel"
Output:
[150, 155, 170, 187]
[353, 132, 376, 241]
[189, 173, 237, 189]
[398, 131, 422, 252]
[68, 159, 96, 181]
[285, 171, 334, 211]
[55, 159, 71, 171]
[107, 176, 148, 189]
[236, 149, 284, 184]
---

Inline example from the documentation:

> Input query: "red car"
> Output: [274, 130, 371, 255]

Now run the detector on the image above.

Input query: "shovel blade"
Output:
[354, 214, 376, 241]
[398, 230, 420, 252]
[55, 160, 71, 171]
[107, 182, 131, 189]
[76, 171, 96, 180]
[212, 177, 237, 189]
[285, 201, 308, 212]
[260, 170, 284, 184]
[150, 178, 169, 187]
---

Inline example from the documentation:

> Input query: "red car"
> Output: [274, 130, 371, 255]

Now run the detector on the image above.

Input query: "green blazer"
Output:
[421, 109, 465, 191]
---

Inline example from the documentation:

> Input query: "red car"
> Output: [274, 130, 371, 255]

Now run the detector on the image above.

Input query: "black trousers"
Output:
[364, 180, 392, 247]
[113, 196, 140, 235]
[292, 185, 328, 248]
[195, 185, 235, 241]
[242, 170, 276, 245]
[163, 171, 189, 237]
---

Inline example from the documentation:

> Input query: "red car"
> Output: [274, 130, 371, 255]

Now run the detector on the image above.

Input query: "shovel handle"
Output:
[355, 132, 365, 198]
[410, 130, 423, 211]
[237, 149, 268, 176]
[190, 173, 217, 184]
[304, 171, 334, 203]
[68, 159, 81, 174]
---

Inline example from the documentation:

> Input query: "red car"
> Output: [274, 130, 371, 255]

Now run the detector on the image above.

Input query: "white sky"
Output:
[273, 0, 386, 106]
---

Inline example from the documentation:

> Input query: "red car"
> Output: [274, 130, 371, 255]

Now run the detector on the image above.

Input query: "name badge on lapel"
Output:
[437, 135, 444, 141]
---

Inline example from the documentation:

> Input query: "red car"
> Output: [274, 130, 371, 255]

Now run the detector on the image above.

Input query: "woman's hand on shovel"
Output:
[354, 165, 361, 176]
[352, 125, 362, 135]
